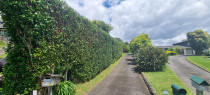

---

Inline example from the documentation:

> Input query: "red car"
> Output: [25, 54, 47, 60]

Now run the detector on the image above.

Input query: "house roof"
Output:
[155, 46, 175, 48]
[173, 39, 188, 45]
[155, 46, 191, 49]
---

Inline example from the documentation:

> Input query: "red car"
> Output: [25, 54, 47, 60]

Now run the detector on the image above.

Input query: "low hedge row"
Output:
[0, 0, 123, 94]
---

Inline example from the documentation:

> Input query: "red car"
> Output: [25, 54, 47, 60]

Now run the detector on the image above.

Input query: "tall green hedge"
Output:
[0, 0, 123, 94]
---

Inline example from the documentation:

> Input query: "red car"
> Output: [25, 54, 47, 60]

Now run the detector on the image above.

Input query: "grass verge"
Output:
[143, 66, 194, 95]
[0, 40, 6, 47]
[187, 56, 210, 71]
[0, 54, 7, 59]
[75, 53, 125, 95]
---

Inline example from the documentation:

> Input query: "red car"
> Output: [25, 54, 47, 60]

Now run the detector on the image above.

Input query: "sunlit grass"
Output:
[75, 53, 125, 95]
[187, 56, 210, 71]
[0, 54, 6, 59]
[0, 40, 6, 47]
[143, 66, 194, 95]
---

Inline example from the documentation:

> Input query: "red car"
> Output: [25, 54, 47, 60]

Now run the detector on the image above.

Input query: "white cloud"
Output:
[64, 0, 210, 46]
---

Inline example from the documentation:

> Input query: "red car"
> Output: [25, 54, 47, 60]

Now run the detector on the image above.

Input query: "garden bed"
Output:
[143, 66, 194, 95]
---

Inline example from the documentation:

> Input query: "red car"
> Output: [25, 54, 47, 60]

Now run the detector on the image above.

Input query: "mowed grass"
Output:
[0, 54, 7, 59]
[75, 53, 125, 95]
[187, 56, 210, 71]
[143, 66, 194, 95]
[0, 40, 6, 47]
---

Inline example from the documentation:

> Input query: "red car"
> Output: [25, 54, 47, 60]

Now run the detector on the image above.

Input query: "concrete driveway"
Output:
[86, 53, 150, 95]
[168, 55, 210, 95]
[0, 47, 5, 55]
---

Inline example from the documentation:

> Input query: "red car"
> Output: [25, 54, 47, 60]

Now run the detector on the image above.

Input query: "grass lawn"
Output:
[187, 56, 210, 71]
[0, 40, 6, 47]
[143, 66, 194, 95]
[0, 54, 7, 59]
[75, 53, 125, 95]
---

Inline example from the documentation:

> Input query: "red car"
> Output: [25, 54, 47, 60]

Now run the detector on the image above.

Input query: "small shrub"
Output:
[135, 46, 168, 72]
[123, 45, 130, 53]
[53, 81, 76, 95]
[204, 50, 210, 56]
[168, 47, 174, 51]
[174, 47, 181, 54]
[166, 51, 177, 56]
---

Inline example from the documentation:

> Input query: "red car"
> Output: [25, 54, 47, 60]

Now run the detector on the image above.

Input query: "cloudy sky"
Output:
[64, 0, 210, 46]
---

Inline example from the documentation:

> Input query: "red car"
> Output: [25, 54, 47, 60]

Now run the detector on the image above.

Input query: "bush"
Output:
[53, 81, 76, 95]
[168, 47, 174, 51]
[166, 51, 177, 56]
[204, 50, 210, 56]
[174, 47, 181, 54]
[123, 44, 130, 53]
[135, 46, 168, 71]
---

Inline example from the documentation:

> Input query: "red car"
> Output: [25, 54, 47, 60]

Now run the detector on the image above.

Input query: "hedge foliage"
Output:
[0, 0, 123, 94]
[135, 46, 168, 72]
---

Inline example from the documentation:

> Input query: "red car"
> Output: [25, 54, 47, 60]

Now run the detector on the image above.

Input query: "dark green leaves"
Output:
[1, 0, 123, 94]
[135, 46, 168, 72]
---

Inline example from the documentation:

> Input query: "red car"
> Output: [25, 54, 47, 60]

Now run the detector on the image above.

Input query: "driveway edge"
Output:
[141, 73, 156, 95]
[185, 58, 210, 73]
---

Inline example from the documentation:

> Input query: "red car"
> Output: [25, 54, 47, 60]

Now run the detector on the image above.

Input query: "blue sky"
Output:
[64, 0, 210, 46]
[103, 0, 125, 8]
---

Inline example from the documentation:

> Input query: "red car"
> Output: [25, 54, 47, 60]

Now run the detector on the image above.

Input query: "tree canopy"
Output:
[187, 29, 210, 55]
[129, 34, 152, 53]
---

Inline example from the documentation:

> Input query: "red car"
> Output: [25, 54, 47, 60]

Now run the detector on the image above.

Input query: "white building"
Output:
[173, 39, 195, 55]
[0, 19, 7, 35]
[0, 19, 8, 42]
[155, 39, 195, 55]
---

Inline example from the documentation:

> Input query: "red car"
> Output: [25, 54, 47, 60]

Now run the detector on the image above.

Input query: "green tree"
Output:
[129, 34, 152, 53]
[187, 30, 210, 55]
[123, 44, 130, 53]
[115, 38, 123, 43]
[125, 42, 129, 45]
